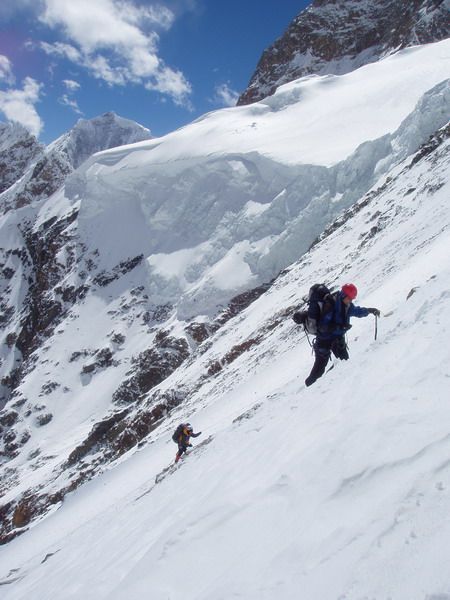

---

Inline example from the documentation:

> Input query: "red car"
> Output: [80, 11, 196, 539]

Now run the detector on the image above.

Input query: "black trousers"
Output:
[305, 336, 349, 387]
[176, 444, 188, 457]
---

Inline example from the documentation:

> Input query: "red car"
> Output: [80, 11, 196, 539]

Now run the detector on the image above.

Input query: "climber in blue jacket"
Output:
[305, 283, 380, 387]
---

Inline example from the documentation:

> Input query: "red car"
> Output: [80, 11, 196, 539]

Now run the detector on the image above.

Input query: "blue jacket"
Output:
[318, 291, 369, 339]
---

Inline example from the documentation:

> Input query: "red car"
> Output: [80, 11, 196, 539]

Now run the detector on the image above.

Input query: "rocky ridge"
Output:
[238, 0, 450, 105]
[0, 123, 44, 195]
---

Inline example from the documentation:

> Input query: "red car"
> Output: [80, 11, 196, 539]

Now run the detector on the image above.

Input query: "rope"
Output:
[304, 329, 313, 348]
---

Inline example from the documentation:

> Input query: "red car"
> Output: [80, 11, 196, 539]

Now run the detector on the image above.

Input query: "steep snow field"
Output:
[1, 109, 449, 599]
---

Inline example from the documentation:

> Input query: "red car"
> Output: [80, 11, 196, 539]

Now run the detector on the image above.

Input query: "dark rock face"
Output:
[0, 123, 44, 195]
[215, 282, 273, 326]
[112, 331, 190, 404]
[93, 255, 144, 288]
[15, 211, 79, 360]
[0, 210, 81, 408]
[13, 151, 73, 210]
[238, 0, 450, 105]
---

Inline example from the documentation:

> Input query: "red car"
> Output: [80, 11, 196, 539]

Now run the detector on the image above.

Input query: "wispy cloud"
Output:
[0, 77, 43, 136]
[40, 41, 82, 63]
[213, 83, 239, 107]
[0, 55, 15, 85]
[62, 79, 81, 92]
[38, 0, 192, 106]
[59, 94, 83, 115]
[59, 79, 83, 114]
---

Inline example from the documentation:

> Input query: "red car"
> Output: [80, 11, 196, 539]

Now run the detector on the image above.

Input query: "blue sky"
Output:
[0, 0, 310, 144]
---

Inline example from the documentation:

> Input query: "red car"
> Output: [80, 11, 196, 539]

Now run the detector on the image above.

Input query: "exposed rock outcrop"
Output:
[238, 0, 450, 105]
[0, 122, 43, 195]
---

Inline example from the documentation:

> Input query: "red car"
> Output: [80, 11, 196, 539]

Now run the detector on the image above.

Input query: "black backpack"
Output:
[172, 424, 184, 442]
[293, 283, 332, 335]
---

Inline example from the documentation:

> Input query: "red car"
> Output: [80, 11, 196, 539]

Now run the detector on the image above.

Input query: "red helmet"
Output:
[341, 283, 357, 300]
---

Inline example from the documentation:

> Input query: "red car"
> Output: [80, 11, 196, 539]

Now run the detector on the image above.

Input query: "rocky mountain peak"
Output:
[237, 0, 450, 105]
[0, 122, 44, 194]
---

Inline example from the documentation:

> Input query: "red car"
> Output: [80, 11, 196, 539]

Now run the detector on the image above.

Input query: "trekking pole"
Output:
[374, 314, 378, 341]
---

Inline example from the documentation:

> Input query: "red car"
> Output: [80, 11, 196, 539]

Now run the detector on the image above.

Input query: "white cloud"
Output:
[41, 0, 152, 54]
[84, 55, 129, 86]
[59, 94, 83, 115]
[63, 79, 81, 92]
[214, 83, 239, 107]
[0, 77, 43, 137]
[40, 41, 82, 62]
[120, 4, 175, 30]
[60, 79, 83, 115]
[0, 55, 15, 85]
[38, 0, 191, 105]
[145, 67, 193, 107]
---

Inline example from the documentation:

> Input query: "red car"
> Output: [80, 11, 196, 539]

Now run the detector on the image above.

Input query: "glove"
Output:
[367, 308, 380, 317]
[293, 311, 306, 325]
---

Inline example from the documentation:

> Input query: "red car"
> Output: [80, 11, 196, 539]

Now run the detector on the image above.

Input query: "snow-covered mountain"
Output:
[0, 24, 449, 600]
[48, 112, 152, 170]
[238, 0, 450, 105]
[0, 112, 151, 212]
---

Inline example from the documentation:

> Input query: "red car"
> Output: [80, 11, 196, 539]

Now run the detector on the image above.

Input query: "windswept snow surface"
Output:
[1, 115, 450, 597]
[57, 40, 450, 317]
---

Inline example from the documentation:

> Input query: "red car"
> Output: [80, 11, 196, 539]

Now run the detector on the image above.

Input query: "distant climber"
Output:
[293, 283, 380, 387]
[172, 423, 202, 463]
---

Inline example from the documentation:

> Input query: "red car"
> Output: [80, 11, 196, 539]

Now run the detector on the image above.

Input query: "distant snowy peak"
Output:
[48, 112, 152, 170]
[0, 122, 43, 194]
[0, 112, 152, 211]
[237, 0, 450, 105]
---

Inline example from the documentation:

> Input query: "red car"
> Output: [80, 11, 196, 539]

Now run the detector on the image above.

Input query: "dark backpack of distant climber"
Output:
[172, 423, 202, 463]
[293, 283, 380, 387]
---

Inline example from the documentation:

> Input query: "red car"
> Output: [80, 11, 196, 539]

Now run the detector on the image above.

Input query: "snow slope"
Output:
[0, 114, 449, 599]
